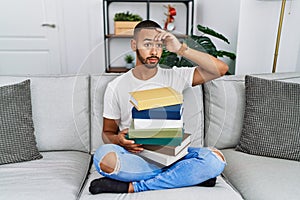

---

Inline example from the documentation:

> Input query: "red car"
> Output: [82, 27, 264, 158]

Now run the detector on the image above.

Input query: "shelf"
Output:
[106, 34, 188, 39]
[106, 67, 130, 73]
[106, 34, 134, 38]
[103, 0, 194, 73]
[105, 0, 193, 3]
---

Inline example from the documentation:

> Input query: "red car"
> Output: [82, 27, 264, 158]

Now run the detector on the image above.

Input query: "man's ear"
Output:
[131, 39, 137, 51]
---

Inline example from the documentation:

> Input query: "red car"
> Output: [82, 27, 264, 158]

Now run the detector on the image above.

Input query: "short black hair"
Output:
[134, 20, 161, 38]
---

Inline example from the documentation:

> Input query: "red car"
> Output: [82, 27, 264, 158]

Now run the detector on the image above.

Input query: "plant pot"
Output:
[114, 21, 141, 35]
[126, 63, 134, 69]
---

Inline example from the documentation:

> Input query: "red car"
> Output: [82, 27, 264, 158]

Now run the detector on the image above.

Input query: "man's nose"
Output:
[150, 47, 158, 55]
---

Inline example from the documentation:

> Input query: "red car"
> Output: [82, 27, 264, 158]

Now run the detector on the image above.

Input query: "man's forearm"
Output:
[180, 45, 228, 82]
[102, 117, 120, 144]
[102, 131, 119, 144]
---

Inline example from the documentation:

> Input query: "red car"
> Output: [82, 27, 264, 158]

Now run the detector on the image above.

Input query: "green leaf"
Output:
[159, 50, 178, 68]
[187, 36, 218, 57]
[197, 24, 230, 44]
[216, 50, 236, 60]
[159, 24, 237, 70]
[114, 11, 142, 21]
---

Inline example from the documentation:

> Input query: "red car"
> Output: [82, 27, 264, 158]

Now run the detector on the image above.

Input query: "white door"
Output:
[0, 0, 62, 75]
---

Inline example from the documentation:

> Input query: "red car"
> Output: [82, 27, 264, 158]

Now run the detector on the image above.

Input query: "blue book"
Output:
[132, 104, 183, 120]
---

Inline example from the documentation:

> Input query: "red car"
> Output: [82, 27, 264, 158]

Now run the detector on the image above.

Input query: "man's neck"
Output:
[132, 65, 158, 80]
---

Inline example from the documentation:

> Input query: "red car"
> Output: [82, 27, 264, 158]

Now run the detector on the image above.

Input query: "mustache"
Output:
[146, 56, 160, 60]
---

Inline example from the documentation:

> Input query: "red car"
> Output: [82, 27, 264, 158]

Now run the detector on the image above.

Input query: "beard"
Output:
[136, 49, 160, 69]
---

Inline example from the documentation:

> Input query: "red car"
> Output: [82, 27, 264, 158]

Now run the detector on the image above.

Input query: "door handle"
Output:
[41, 23, 56, 28]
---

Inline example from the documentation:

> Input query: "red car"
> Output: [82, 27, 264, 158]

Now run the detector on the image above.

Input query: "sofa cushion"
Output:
[203, 72, 300, 149]
[90, 74, 119, 154]
[203, 75, 245, 149]
[181, 84, 204, 148]
[222, 148, 300, 200]
[236, 76, 300, 161]
[0, 80, 42, 164]
[90, 73, 204, 153]
[0, 75, 90, 152]
[78, 166, 243, 200]
[0, 151, 91, 200]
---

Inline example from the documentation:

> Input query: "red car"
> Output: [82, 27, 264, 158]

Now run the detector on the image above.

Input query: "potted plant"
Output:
[114, 11, 143, 35]
[159, 24, 236, 74]
[124, 54, 135, 69]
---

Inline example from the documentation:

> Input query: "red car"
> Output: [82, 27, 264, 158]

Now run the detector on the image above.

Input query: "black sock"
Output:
[89, 177, 129, 194]
[197, 177, 217, 187]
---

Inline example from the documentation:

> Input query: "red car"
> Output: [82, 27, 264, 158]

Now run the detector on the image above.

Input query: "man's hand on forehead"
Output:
[154, 28, 170, 41]
[153, 28, 182, 53]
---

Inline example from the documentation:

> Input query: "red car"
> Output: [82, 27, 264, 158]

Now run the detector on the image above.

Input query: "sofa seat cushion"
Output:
[0, 151, 91, 200]
[222, 148, 300, 200]
[78, 165, 243, 200]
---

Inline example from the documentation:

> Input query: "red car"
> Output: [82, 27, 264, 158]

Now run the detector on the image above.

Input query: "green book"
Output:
[127, 122, 183, 146]
[129, 137, 183, 146]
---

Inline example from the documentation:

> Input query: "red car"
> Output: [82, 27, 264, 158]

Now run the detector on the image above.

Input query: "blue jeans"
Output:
[93, 144, 226, 192]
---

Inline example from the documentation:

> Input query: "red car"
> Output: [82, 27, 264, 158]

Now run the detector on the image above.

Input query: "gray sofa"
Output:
[0, 72, 299, 200]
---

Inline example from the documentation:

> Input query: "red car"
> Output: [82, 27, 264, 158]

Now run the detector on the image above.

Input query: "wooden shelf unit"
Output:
[103, 0, 194, 73]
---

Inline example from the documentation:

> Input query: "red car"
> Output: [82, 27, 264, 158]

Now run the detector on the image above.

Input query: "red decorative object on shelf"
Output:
[164, 5, 176, 31]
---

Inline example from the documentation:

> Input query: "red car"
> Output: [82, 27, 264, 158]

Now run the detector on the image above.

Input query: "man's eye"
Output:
[144, 43, 151, 48]
[156, 44, 163, 48]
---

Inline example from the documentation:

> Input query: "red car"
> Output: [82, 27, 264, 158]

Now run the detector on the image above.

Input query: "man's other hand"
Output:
[118, 129, 144, 153]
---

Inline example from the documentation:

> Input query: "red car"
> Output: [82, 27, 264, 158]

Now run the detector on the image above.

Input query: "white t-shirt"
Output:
[103, 66, 196, 131]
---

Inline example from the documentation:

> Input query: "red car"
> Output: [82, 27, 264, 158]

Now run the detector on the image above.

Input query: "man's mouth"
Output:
[147, 57, 159, 63]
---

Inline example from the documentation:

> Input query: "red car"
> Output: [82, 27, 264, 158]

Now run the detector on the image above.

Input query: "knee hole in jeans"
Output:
[212, 149, 225, 162]
[208, 147, 225, 162]
[100, 152, 117, 174]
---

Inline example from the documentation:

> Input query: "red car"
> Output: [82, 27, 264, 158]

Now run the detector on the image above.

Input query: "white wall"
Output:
[59, 0, 105, 74]
[236, 0, 300, 75]
[195, 0, 240, 74]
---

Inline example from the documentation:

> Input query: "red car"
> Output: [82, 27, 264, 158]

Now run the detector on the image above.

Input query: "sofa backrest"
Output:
[90, 73, 204, 153]
[90, 74, 118, 154]
[203, 72, 300, 149]
[0, 75, 90, 153]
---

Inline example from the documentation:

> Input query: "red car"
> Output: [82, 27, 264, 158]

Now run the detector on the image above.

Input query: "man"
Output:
[89, 20, 228, 194]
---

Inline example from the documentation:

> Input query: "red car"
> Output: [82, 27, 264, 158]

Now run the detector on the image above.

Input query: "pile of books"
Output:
[128, 87, 191, 166]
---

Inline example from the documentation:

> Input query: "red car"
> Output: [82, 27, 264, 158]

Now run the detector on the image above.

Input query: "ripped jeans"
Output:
[93, 144, 226, 192]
